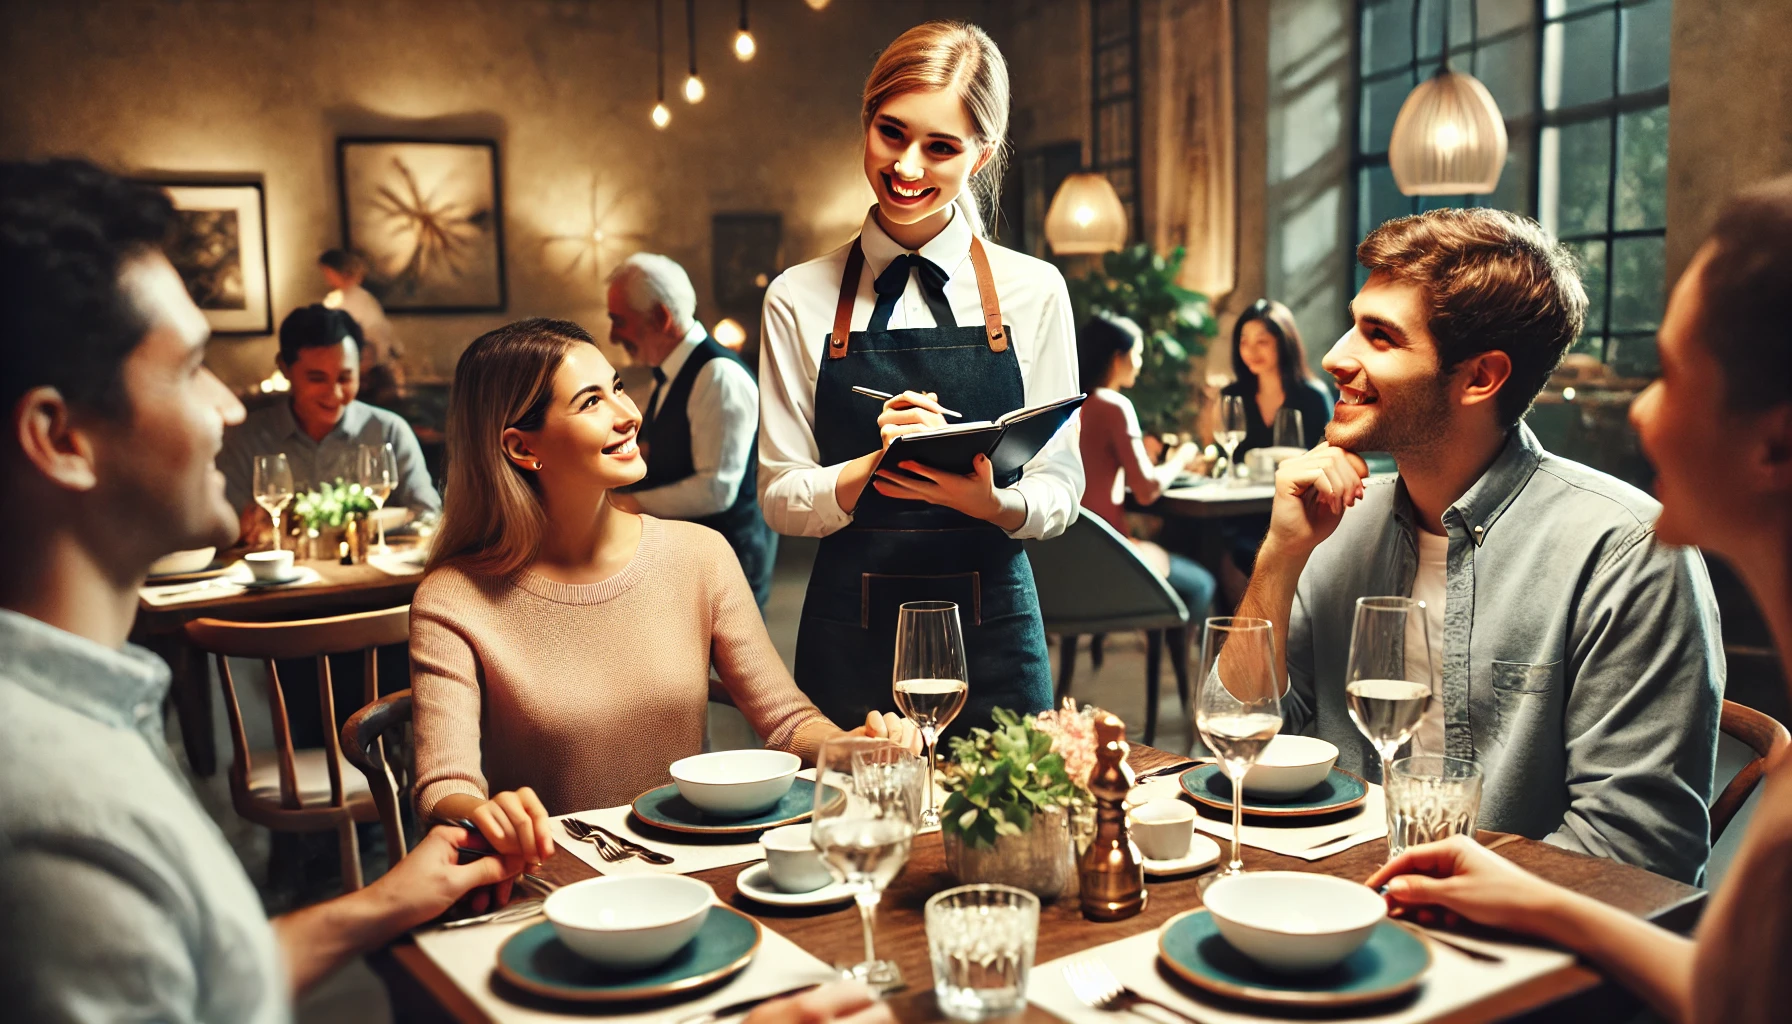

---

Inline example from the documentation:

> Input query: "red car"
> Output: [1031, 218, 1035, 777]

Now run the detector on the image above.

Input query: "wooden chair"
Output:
[184, 605, 411, 892]
[342, 688, 415, 869]
[1712, 698, 1791, 842]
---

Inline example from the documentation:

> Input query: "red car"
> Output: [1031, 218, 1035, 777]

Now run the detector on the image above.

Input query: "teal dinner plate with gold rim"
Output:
[1179, 764, 1368, 818]
[495, 905, 761, 1003]
[1158, 909, 1431, 1008]
[632, 778, 818, 835]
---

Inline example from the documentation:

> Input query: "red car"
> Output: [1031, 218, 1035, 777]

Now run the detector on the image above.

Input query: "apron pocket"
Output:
[861, 572, 982, 630]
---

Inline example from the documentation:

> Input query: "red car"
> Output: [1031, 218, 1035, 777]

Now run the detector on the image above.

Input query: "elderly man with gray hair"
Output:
[607, 252, 776, 607]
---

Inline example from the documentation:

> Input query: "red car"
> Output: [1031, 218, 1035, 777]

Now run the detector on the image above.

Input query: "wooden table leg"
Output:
[149, 633, 217, 777]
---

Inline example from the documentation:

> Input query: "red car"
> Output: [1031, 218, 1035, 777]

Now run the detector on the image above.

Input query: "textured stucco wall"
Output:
[0, 0, 1004, 389]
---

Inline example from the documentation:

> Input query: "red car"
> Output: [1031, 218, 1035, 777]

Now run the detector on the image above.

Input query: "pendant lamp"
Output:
[651, 0, 671, 128]
[1387, 0, 1507, 196]
[683, 0, 705, 103]
[1044, 172, 1128, 255]
[734, 0, 756, 61]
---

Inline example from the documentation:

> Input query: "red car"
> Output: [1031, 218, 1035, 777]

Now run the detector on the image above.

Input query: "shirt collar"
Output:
[859, 204, 972, 280]
[0, 608, 170, 731]
[1393, 424, 1545, 546]
[656, 321, 708, 383]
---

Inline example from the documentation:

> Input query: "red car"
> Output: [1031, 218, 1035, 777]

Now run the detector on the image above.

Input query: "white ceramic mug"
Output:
[1130, 798, 1196, 861]
[760, 823, 832, 893]
[244, 549, 295, 582]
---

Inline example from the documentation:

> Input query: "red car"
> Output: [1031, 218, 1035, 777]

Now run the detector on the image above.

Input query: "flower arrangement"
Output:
[291, 479, 378, 531]
[940, 704, 1097, 850]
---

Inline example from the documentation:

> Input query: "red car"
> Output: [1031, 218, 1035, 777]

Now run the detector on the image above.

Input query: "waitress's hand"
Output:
[877, 392, 948, 451]
[872, 454, 1028, 532]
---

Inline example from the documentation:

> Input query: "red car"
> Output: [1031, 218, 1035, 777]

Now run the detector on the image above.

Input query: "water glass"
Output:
[925, 884, 1039, 1021]
[1386, 756, 1482, 858]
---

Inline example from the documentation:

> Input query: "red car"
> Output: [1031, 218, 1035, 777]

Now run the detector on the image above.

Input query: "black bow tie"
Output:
[868, 253, 957, 332]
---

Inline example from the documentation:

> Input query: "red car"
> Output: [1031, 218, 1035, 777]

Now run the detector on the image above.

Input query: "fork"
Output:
[563, 820, 632, 862]
[586, 822, 676, 865]
[1063, 958, 1209, 1024]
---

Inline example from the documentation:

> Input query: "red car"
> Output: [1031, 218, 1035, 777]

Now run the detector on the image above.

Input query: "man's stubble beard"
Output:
[1322, 374, 1453, 462]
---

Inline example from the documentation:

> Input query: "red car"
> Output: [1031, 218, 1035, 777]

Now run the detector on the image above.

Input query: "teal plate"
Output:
[1179, 764, 1368, 817]
[1158, 909, 1430, 1008]
[495, 905, 761, 1003]
[632, 779, 817, 835]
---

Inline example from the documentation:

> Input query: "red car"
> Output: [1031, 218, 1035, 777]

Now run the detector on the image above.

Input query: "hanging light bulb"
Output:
[804, 0, 830, 9]
[651, 0, 671, 128]
[652, 102, 672, 129]
[734, 0, 756, 61]
[1387, 0, 1508, 195]
[1044, 172, 1128, 255]
[683, 0, 703, 103]
[713, 318, 748, 351]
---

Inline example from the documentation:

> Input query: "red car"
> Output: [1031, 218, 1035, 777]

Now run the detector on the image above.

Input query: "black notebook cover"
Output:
[874, 393, 1086, 488]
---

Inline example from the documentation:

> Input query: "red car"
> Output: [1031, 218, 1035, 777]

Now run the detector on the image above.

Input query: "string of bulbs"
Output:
[654, 0, 830, 129]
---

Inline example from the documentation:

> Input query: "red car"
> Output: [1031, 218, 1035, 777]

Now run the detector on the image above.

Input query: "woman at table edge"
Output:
[756, 21, 1083, 735]
[408, 318, 914, 865]
[1196, 297, 1331, 455]
[1369, 175, 1792, 1024]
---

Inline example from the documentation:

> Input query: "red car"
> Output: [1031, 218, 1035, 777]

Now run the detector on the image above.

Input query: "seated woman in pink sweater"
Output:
[410, 317, 912, 865]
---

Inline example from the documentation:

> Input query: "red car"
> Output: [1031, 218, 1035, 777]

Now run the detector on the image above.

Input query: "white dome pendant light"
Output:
[1387, 0, 1507, 196]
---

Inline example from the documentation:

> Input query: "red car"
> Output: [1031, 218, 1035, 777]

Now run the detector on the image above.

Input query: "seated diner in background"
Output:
[216, 303, 439, 546]
[0, 158, 520, 1021]
[407, 317, 915, 863]
[1237, 207, 1723, 884]
[1371, 174, 1792, 1024]
[1197, 297, 1331, 458]
[1076, 312, 1215, 621]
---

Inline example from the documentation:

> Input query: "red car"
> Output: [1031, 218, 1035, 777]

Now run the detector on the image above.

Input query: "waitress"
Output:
[758, 20, 1083, 737]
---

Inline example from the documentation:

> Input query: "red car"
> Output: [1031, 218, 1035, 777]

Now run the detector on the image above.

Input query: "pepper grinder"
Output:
[1078, 711, 1146, 921]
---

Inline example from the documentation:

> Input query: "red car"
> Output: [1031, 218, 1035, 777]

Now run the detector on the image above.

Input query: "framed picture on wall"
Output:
[154, 181, 273, 335]
[336, 137, 506, 313]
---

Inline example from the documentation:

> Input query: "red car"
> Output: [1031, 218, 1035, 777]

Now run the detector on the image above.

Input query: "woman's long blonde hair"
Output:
[862, 21, 1010, 237]
[426, 318, 595, 578]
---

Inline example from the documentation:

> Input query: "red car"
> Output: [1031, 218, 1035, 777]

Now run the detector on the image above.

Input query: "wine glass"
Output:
[812, 735, 924, 993]
[1193, 617, 1282, 883]
[1218, 395, 1247, 484]
[1343, 596, 1437, 842]
[357, 443, 397, 553]
[1273, 407, 1305, 450]
[252, 454, 294, 552]
[893, 600, 969, 830]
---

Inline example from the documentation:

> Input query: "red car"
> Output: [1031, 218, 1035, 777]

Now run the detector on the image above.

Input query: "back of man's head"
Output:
[1357, 208, 1587, 428]
[318, 248, 366, 277]
[0, 159, 174, 419]
[278, 304, 364, 366]
[610, 253, 697, 333]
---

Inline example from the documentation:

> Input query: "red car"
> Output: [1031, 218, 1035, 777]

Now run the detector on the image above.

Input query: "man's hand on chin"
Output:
[1261, 443, 1371, 566]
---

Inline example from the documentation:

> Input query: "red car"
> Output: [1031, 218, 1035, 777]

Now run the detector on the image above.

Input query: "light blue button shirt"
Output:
[216, 398, 440, 517]
[0, 609, 288, 1023]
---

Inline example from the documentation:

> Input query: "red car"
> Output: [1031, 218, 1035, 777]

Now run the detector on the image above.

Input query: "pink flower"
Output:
[1035, 697, 1099, 791]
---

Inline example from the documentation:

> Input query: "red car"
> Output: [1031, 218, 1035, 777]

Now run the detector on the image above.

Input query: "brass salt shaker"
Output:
[1078, 712, 1146, 920]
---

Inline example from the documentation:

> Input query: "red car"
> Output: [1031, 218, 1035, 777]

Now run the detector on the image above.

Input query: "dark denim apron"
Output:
[792, 234, 1053, 737]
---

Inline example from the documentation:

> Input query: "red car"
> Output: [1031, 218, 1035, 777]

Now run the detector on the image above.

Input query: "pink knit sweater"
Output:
[410, 516, 832, 818]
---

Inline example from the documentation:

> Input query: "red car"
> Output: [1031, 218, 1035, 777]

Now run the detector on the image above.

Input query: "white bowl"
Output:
[1202, 871, 1386, 973]
[1242, 735, 1339, 798]
[544, 875, 712, 970]
[669, 749, 800, 817]
[149, 547, 216, 576]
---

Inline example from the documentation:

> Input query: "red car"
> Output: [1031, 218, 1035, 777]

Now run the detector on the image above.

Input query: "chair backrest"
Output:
[342, 688, 414, 869]
[1713, 698, 1792, 842]
[183, 605, 411, 816]
[1023, 512, 1187, 634]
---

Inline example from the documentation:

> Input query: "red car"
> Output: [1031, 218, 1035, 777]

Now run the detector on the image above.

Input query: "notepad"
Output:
[874, 393, 1086, 487]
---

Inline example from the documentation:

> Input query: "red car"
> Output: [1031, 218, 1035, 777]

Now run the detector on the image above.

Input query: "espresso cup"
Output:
[1130, 798, 1196, 861]
[760, 823, 832, 893]
[244, 549, 294, 582]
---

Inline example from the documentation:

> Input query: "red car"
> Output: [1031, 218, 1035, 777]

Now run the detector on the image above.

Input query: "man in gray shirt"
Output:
[0, 160, 527, 1021]
[1238, 208, 1722, 884]
[216, 304, 438, 545]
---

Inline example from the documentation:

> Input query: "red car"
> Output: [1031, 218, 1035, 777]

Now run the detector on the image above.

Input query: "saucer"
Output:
[1158, 909, 1430, 1008]
[734, 863, 854, 908]
[1141, 833, 1221, 877]
[241, 573, 306, 588]
[633, 779, 817, 836]
[1180, 765, 1369, 818]
[496, 905, 760, 1003]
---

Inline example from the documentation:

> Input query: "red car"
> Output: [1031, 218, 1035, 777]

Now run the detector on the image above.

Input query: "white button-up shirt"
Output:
[757, 207, 1083, 540]
[631, 321, 759, 520]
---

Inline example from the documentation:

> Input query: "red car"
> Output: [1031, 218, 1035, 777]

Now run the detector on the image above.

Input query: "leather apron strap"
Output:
[827, 232, 1006, 360]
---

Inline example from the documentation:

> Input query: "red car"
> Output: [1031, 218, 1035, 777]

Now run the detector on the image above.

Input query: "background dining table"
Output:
[132, 552, 423, 776]
[386, 744, 1706, 1024]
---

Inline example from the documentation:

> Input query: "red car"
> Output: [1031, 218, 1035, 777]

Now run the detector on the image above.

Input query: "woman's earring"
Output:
[532, 460, 543, 470]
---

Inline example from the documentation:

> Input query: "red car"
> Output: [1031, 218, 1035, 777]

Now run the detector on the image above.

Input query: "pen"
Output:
[851, 385, 962, 419]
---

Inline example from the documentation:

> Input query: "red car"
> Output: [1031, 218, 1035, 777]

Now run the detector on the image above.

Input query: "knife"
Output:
[669, 982, 825, 1024]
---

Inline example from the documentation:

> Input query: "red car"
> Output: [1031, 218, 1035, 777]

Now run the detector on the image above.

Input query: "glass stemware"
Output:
[812, 735, 924, 993]
[1342, 596, 1438, 845]
[1218, 395, 1247, 485]
[252, 453, 294, 552]
[1193, 616, 1282, 883]
[892, 600, 969, 830]
[1273, 407, 1305, 449]
[357, 442, 398, 553]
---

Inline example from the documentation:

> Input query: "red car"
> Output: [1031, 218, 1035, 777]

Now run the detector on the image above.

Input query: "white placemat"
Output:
[414, 905, 835, 1024]
[139, 564, 324, 606]
[366, 547, 428, 576]
[1029, 919, 1576, 1024]
[1128, 775, 1387, 861]
[553, 806, 770, 878]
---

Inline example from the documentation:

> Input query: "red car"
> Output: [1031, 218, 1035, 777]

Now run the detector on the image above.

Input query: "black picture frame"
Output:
[147, 179, 274, 335]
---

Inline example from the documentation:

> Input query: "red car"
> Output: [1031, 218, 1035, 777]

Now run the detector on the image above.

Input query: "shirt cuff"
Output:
[1002, 482, 1042, 540]
[810, 462, 852, 533]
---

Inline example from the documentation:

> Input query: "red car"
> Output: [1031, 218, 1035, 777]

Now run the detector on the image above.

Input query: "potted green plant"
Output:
[1065, 244, 1218, 436]
[939, 707, 1096, 900]
[291, 479, 377, 560]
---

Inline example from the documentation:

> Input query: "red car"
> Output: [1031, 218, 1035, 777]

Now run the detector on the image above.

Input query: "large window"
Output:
[1352, 0, 1671, 375]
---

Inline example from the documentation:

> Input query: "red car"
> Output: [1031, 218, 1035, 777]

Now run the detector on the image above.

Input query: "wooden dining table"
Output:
[388, 744, 1706, 1024]
[132, 552, 422, 776]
